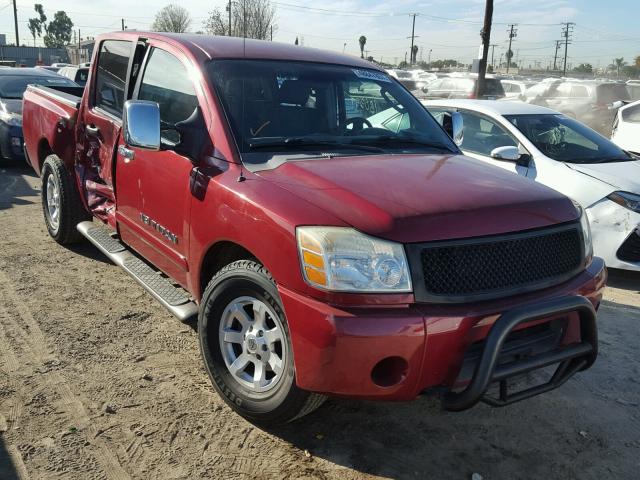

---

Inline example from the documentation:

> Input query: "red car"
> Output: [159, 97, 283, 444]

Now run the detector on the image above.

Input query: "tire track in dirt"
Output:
[0, 270, 132, 480]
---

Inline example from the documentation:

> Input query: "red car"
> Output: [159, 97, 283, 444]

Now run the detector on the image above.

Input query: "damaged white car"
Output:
[424, 100, 640, 271]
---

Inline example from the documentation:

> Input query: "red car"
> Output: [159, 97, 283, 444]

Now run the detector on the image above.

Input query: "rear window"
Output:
[597, 84, 630, 103]
[485, 79, 505, 96]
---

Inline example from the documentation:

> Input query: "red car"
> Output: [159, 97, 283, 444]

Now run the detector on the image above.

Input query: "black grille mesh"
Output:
[617, 231, 640, 262]
[420, 227, 582, 298]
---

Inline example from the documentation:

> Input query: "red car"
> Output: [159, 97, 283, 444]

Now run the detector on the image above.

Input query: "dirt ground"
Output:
[1, 164, 639, 480]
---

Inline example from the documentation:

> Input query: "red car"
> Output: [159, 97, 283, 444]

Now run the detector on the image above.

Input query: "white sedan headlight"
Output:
[296, 226, 412, 292]
[608, 191, 640, 213]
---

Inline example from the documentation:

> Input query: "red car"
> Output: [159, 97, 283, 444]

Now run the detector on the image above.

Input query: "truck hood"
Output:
[567, 160, 640, 194]
[257, 154, 579, 243]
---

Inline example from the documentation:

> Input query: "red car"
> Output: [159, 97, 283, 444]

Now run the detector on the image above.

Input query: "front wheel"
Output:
[198, 260, 325, 425]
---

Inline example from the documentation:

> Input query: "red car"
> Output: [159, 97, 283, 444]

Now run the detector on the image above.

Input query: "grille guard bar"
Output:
[443, 295, 598, 412]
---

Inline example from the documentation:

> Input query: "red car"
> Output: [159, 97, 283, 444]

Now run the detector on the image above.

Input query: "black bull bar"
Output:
[443, 295, 598, 411]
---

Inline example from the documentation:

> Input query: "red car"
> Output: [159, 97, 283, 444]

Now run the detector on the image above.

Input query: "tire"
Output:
[41, 154, 90, 245]
[198, 260, 326, 425]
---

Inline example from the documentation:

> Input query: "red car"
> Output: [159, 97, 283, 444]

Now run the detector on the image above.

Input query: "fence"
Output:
[0, 45, 70, 67]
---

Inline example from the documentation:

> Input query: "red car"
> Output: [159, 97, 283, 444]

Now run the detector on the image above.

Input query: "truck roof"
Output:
[95, 31, 381, 70]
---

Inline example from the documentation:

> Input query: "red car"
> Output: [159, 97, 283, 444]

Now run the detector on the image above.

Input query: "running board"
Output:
[77, 221, 198, 322]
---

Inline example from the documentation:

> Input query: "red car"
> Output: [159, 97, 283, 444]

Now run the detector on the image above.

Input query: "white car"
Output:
[611, 99, 640, 155]
[423, 99, 640, 271]
[500, 80, 537, 100]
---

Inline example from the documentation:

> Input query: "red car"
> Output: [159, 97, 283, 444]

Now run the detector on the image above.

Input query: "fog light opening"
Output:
[371, 356, 408, 388]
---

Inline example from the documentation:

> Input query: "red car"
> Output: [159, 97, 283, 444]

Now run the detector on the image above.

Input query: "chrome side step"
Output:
[77, 221, 198, 322]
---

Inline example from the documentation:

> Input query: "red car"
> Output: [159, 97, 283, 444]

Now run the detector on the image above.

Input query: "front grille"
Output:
[409, 223, 583, 303]
[617, 231, 640, 262]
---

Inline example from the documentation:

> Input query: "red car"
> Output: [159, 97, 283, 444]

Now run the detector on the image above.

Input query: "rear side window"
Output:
[94, 40, 132, 117]
[570, 85, 588, 98]
[138, 48, 198, 142]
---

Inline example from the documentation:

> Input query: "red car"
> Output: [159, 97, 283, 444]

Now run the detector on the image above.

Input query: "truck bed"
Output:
[30, 85, 85, 109]
[22, 84, 84, 175]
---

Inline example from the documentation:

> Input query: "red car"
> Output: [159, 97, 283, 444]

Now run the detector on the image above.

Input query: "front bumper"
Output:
[588, 200, 640, 271]
[0, 122, 24, 161]
[280, 257, 606, 406]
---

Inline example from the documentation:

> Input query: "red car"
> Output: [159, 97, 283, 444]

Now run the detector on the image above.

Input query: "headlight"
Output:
[608, 191, 640, 213]
[296, 226, 412, 292]
[0, 111, 22, 127]
[578, 206, 593, 261]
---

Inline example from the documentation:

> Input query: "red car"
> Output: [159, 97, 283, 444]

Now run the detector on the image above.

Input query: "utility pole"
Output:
[475, 0, 494, 98]
[553, 39, 562, 71]
[78, 29, 81, 63]
[12, 0, 19, 46]
[506, 24, 517, 73]
[228, 0, 232, 36]
[490, 44, 497, 70]
[561, 22, 574, 76]
[428, 49, 432, 68]
[121, 18, 125, 31]
[408, 14, 418, 66]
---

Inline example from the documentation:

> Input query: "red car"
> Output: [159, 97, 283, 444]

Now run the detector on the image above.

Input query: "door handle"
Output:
[85, 124, 100, 137]
[118, 145, 135, 162]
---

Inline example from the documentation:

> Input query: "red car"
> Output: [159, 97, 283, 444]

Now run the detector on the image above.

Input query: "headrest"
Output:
[278, 80, 311, 106]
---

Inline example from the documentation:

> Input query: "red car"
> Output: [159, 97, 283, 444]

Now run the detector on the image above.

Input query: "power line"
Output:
[561, 22, 574, 76]
[506, 24, 517, 73]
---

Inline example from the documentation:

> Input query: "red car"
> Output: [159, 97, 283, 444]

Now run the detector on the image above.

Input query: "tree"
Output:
[573, 63, 593, 74]
[635, 55, 640, 68]
[358, 35, 366, 59]
[614, 57, 627, 78]
[27, 4, 47, 47]
[204, 0, 276, 40]
[152, 4, 191, 33]
[43, 11, 73, 48]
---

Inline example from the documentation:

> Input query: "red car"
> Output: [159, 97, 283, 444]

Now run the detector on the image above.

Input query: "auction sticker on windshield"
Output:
[352, 69, 391, 83]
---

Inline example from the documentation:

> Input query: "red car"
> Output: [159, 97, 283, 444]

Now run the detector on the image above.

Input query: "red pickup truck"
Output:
[22, 31, 605, 424]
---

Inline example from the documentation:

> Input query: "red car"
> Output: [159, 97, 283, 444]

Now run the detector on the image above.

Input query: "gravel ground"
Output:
[1, 164, 639, 480]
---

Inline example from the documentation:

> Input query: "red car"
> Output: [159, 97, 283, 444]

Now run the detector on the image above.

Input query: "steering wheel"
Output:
[343, 117, 373, 133]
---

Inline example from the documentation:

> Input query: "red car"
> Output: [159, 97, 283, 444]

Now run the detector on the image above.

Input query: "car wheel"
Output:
[199, 260, 326, 425]
[41, 154, 90, 244]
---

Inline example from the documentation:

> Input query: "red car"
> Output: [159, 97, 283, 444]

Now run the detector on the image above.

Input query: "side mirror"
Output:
[442, 111, 464, 146]
[491, 145, 521, 161]
[122, 100, 160, 151]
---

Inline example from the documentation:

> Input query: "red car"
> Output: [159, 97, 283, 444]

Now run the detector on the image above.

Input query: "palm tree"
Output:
[614, 57, 627, 78]
[358, 35, 366, 59]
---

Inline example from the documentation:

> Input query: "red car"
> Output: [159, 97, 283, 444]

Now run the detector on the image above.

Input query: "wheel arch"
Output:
[36, 138, 53, 175]
[198, 240, 260, 300]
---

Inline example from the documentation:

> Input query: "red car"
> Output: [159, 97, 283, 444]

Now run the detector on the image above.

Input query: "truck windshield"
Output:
[208, 60, 458, 164]
[504, 114, 633, 164]
[0, 75, 76, 99]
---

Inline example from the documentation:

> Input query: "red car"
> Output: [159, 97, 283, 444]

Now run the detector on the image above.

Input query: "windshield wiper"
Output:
[248, 137, 385, 153]
[351, 135, 457, 153]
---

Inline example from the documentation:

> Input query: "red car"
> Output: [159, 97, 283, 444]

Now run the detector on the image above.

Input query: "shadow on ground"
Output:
[0, 436, 21, 480]
[0, 164, 38, 211]
[606, 268, 640, 292]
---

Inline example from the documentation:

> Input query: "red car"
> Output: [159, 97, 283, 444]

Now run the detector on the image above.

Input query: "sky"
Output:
[0, 0, 638, 69]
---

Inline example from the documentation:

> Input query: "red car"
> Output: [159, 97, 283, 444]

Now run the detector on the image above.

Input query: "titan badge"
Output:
[139, 213, 178, 244]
